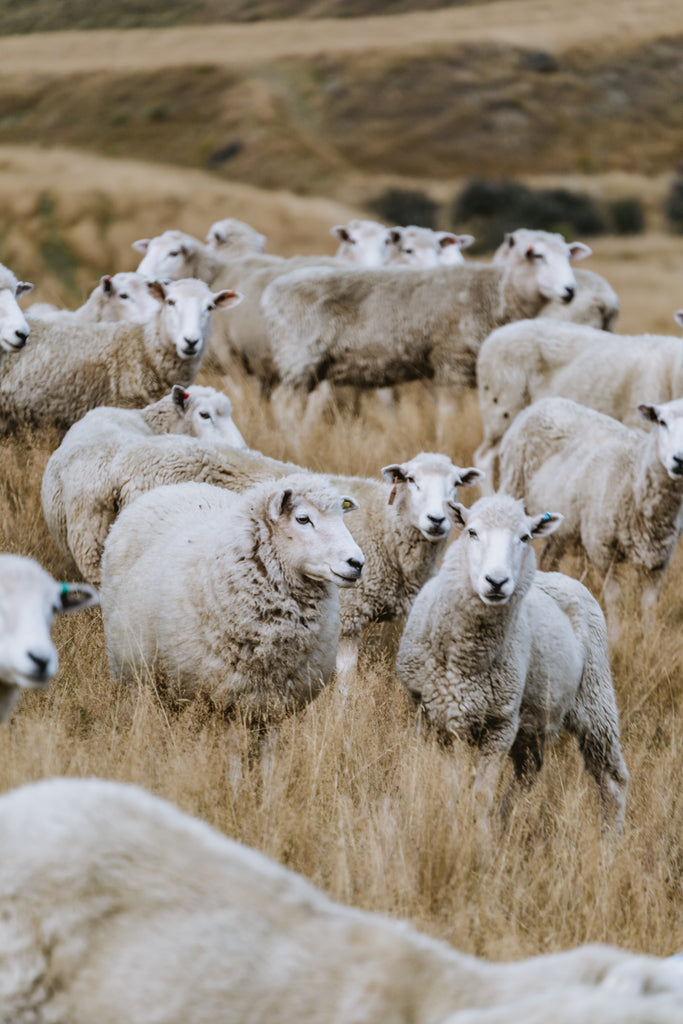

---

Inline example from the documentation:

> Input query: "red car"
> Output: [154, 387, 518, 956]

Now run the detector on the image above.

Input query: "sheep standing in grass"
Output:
[3, 776, 683, 1024]
[498, 396, 683, 637]
[0, 555, 98, 722]
[0, 278, 242, 435]
[383, 225, 475, 267]
[41, 384, 247, 581]
[0, 262, 33, 370]
[101, 475, 364, 725]
[397, 494, 628, 836]
[28, 272, 160, 325]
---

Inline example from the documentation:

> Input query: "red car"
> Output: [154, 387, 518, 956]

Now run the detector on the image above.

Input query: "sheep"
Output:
[0, 278, 242, 436]
[27, 271, 161, 325]
[41, 383, 247, 580]
[497, 395, 683, 638]
[330, 218, 391, 266]
[475, 317, 683, 489]
[0, 554, 98, 722]
[205, 216, 267, 257]
[396, 494, 628, 838]
[262, 229, 592, 407]
[492, 231, 619, 329]
[0, 261, 33, 369]
[100, 474, 364, 725]
[383, 225, 475, 267]
[2, 776, 683, 1024]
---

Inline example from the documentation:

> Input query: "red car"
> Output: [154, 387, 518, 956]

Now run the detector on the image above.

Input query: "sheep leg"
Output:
[500, 732, 544, 826]
[435, 386, 461, 446]
[334, 636, 360, 700]
[602, 573, 622, 646]
[472, 440, 498, 496]
[576, 730, 628, 835]
[471, 744, 511, 851]
[639, 571, 663, 632]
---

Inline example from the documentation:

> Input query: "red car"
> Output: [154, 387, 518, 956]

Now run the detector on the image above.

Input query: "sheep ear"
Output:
[387, 228, 402, 245]
[437, 233, 458, 249]
[456, 234, 475, 250]
[456, 467, 484, 488]
[331, 226, 350, 241]
[381, 463, 407, 484]
[529, 511, 563, 538]
[212, 289, 243, 310]
[15, 281, 33, 297]
[132, 238, 150, 254]
[674, 310, 683, 329]
[269, 488, 294, 521]
[172, 385, 190, 410]
[444, 501, 468, 528]
[147, 281, 167, 302]
[341, 496, 359, 513]
[57, 583, 99, 613]
[101, 275, 113, 294]
[637, 403, 660, 424]
[568, 241, 592, 262]
[505, 232, 515, 248]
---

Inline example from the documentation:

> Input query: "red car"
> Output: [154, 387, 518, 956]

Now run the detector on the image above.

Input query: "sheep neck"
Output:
[627, 430, 683, 565]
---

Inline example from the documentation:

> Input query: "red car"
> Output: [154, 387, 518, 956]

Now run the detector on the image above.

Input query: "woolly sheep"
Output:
[0, 278, 242, 436]
[27, 272, 160, 325]
[41, 384, 247, 580]
[498, 395, 683, 638]
[330, 218, 390, 267]
[262, 228, 592, 402]
[0, 261, 33, 369]
[492, 231, 618, 329]
[475, 317, 683, 489]
[383, 226, 475, 267]
[0, 554, 98, 722]
[2, 776, 683, 1023]
[205, 217, 267, 257]
[396, 494, 628, 835]
[100, 475, 364, 724]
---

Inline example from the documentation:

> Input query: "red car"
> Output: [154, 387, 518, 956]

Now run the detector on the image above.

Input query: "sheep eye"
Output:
[118, 293, 129, 300]
[406, 475, 416, 484]
[520, 533, 531, 543]
[166, 298, 176, 306]
[199, 411, 211, 420]
[468, 529, 478, 539]
[404, 248, 414, 255]
[168, 250, 180, 257]
[296, 513, 311, 525]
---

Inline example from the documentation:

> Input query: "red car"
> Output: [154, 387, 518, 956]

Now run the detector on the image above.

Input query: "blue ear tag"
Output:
[60, 583, 70, 596]
[542, 512, 552, 523]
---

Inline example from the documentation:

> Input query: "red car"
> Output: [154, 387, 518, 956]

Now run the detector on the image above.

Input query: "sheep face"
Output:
[268, 484, 364, 588]
[171, 384, 246, 448]
[500, 228, 591, 304]
[0, 555, 98, 693]
[445, 496, 562, 605]
[383, 226, 474, 268]
[381, 453, 483, 541]
[148, 279, 242, 360]
[331, 220, 390, 268]
[0, 279, 33, 352]
[99, 272, 161, 324]
[134, 230, 199, 281]
[638, 398, 683, 480]
[205, 218, 266, 255]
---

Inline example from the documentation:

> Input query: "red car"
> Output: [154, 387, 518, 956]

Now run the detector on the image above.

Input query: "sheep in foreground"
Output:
[41, 384, 247, 580]
[101, 475, 364, 724]
[3, 776, 683, 1023]
[498, 396, 683, 636]
[383, 225, 475, 267]
[396, 494, 628, 836]
[27, 271, 161, 325]
[0, 261, 33, 369]
[475, 317, 683, 489]
[0, 278, 242, 435]
[205, 216, 267, 257]
[330, 218, 390, 266]
[263, 228, 591, 403]
[492, 231, 619, 329]
[0, 555, 98, 722]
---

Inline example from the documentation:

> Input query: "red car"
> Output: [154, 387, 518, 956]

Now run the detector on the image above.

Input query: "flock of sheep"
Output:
[1, 211, 683, 1021]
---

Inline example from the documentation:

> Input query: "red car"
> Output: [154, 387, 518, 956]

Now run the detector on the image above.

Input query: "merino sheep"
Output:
[330, 218, 390, 266]
[383, 226, 475, 267]
[492, 231, 619, 329]
[205, 217, 267, 257]
[2, 776, 683, 1023]
[41, 384, 247, 580]
[100, 475, 364, 724]
[28, 272, 161, 325]
[396, 494, 628, 836]
[498, 395, 683, 637]
[0, 262, 33, 369]
[0, 278, 241, 436]
[475, 317, 683, 489]
[0, 554, 98, 722]
[262, 229, 592, 405]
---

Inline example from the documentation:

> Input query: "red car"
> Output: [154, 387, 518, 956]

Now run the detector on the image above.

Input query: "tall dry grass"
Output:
[2, 350, 683, 965]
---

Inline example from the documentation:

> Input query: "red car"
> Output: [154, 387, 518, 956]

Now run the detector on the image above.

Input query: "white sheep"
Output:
[0, 278, 242, 435]
[383, 225, 475, 267]
[2, 775, 683, 1023]
[330, 218, 391, 266]
[492, 231, 619, 329]
[100, 475, 364, 725]
[205, 216, 267, 257]
[27, 271, 161, 325]
[0, 262, 33, 369]
[396, 494, 628, 836]
[0, 554, 98, 722]
[41, 384, 247, 581]
[497, 395, 683, 637]
[475, 317, 683, 489]
[262, 228, 591, 404]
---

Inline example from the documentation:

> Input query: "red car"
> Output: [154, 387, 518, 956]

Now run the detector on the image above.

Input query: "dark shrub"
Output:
[608, 198, 645, 235]
[369, 188, 438, 229]
[664, 172, 683, 234]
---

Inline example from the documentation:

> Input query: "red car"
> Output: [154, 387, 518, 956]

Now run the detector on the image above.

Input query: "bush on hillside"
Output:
[369, 188, 438, 229]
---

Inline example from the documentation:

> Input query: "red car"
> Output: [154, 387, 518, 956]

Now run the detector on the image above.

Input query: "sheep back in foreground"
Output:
[3, 776, 683, 1024]
[396, 495, 628, 832]
[100, 475, 363, 723]
[497, 395, 683, 631]
[41, 384, 246, 581]
[0, 279, 242, 435]
[0, 555, 98, 721]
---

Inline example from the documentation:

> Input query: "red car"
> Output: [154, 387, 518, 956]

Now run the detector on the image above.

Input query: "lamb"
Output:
[262, 228, 592, 402]
[2, 776, 683, 1024]
[27, 271, 161, 325]
[475, 317, 683, 489]
[497, 395, 683, 636]
[396, 494, 628, 836]
[41, 383, 247, 580]
[383, 225, 475, 267]
[100, 475, 364, 724]
[205, 217, 267, 257]
[0, 554, 98, 722]
[330, 218, 391, 266]
[0, 278, 242, 436]
[492, 231, 619, 329]
[0, 261, 33, 369]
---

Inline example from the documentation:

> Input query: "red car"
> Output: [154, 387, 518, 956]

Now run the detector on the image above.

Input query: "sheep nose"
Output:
[562, 285, 575, 304]
[485, 574, 508, 591]
[14, 329, 28, 346]
[183, 336, 199, 351]
[427, 514, 445, 525]
[27, 651, 50, 677]
[672, 455, 683, 475]
[347, 556, 364, 577]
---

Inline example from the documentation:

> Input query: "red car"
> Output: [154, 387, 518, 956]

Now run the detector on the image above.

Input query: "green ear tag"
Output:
[60, 583, 70, 595]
